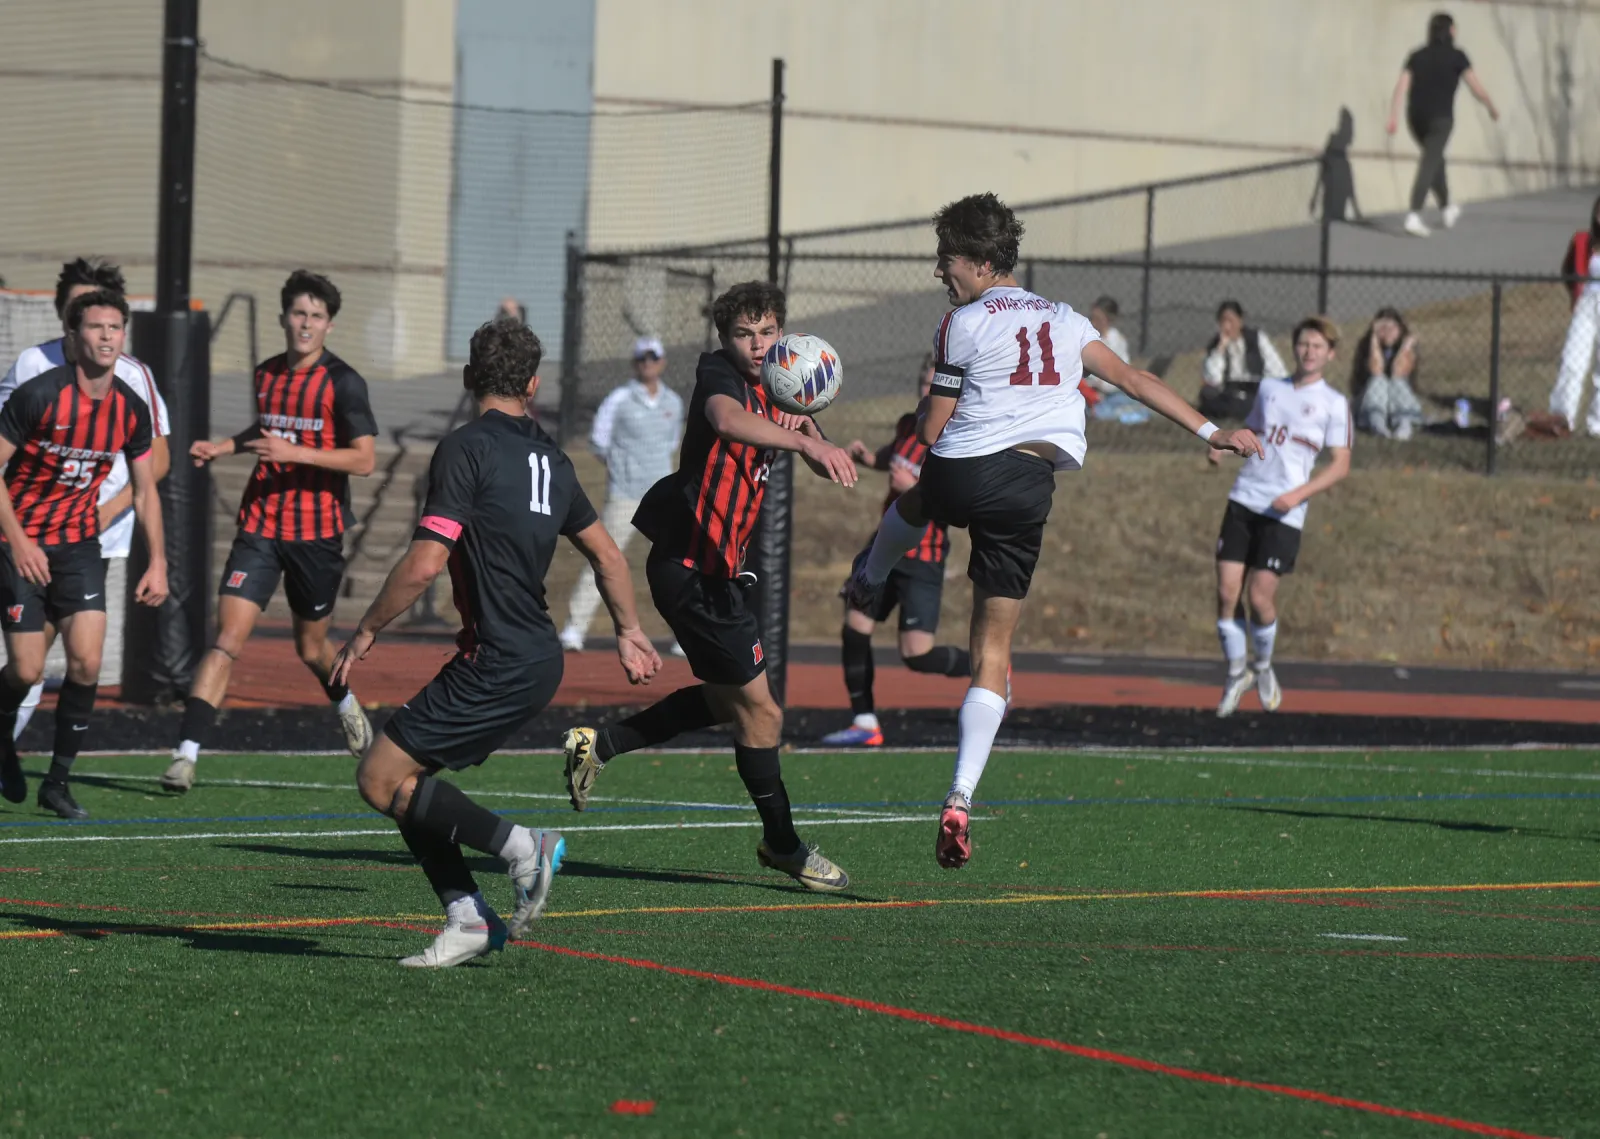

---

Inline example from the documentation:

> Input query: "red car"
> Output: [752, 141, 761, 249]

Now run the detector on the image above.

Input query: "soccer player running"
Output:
[842, 193, 1263, 869]
[331, 317, 661, 967]
[163, 271, 377, 792]
[0, 291, 167, 817]
[1211, 317, 1351, 717]
[0, 258, 171, 742]
[561, 281, 861, 892]
[823, 354, 970, 747]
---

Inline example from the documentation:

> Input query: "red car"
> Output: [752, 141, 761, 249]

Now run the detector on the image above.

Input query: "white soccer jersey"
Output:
[930, 286, 1100, 470]
[1228, 377, 1351, 531]
[0, 338, 171, 558]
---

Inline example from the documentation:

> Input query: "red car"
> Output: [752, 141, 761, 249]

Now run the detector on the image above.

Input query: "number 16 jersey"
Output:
[930, 286, 1101, 471]
[1228, 377, 1351, 531]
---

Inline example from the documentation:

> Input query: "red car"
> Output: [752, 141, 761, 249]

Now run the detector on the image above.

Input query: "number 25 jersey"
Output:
[414, 409, 598, 660]
[1228, 377, 1351, 531]
[930, 286, 1101, 471]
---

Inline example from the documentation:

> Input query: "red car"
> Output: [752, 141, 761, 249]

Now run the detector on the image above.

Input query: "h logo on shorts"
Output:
[5, 605, 21, 624]
[752, 641, 764, 665]
[227, 570, 248, 588]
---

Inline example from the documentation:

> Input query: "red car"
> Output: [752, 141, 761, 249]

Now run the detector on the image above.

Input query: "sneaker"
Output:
[1216, 669, 1254, 718]
[160, 754, 196, 793]
[1403, 211, 1431, 238]
[820, 724, 884, 747]
[562, 726, 603, 811]
[756, 839, 849, 892]
[507, 829, 565, 938]
[399, 909, 508, 968]
[936, 791, 972, 869]
[37, 781, 87, 820]
[337, 696, 373, 758]
[1441, 203, 1462, 229]
[0, 738, 24, 804]
[1256, 665, 1283, 713]
[560, 627, 585, 653]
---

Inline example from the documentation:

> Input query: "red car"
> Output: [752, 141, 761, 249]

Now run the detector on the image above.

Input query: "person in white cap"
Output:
[560, 336, 684, 652]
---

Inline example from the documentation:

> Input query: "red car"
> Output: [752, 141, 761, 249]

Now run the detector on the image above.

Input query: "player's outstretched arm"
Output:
[128, 452, 169, 607]
[1082, 342, 1264, 459]
[566, 520, 662, 686]
[704, 395, 857, 485]
[0, 437, 48, 586]
[331, 539, 450, 686]
[1270, 445, 1352, 514]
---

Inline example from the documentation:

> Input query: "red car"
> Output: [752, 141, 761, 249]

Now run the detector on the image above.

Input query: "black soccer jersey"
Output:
[414, 409, 597, 660]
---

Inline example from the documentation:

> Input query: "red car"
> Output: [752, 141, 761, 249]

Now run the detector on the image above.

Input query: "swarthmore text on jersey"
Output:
[981, 295, 1053, 314]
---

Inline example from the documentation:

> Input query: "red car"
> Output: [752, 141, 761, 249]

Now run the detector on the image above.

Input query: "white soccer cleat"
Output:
[338, 696, 373, 758]
[159, 754, 196, 793]
[1256, 666, 1283, 713]
[1403, 211, 1431, 238]
[399, 910, 508, 968]
[507, 829, 566, 938]
[1216, 670, 1254, 718]
[1441, 203, 1462, 229]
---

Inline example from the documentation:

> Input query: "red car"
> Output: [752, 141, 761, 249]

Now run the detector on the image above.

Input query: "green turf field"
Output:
[2, 747, 1598, 1138]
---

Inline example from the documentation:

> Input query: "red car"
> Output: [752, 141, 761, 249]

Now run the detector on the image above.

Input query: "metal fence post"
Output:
[1138, 185, 1155, 354]
[1487, 281, 1502, 476]
[1316, 216, 1331, 315]
[1023, 259, 1035, 293]
[557, 231, 583, 447]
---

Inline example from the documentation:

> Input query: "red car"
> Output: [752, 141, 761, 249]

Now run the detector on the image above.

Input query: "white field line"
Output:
[1320, 933, 1409, 942]
[0, 813, 955, 846]
[1067, 750, 1600, 784]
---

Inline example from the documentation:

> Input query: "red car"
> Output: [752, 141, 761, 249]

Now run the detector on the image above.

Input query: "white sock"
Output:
[950, 687, 1007, 801]
[177, 739, 200, 763]
[445, 892, 489, 927]
[337, 692, 360, 715]
[1250, 621, 1277, 669]
[1217, 618, 1248, 676]
[498, 824, 534, 864]
[853, 712, 880, 731]
[861, 501, 925, 585]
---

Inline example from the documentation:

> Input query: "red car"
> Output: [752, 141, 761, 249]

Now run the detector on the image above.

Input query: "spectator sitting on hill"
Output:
[1549, 193, 1600, 436]
[1199, 300, 1288, 421]
[1085, 296, 1149, 423]
[1352, 307, 1423, 440]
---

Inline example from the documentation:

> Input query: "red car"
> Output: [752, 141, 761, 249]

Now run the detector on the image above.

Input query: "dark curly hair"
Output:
[467, 316, 543, 400]
[933, 193, 1025, 276]
[280, 269, 342, 318]
[711, 281, 786, 339]
[54, 257, 126, 318]
[64, 288, 130, 332]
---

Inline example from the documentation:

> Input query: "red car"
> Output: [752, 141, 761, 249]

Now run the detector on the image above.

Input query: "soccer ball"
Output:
[762, 334, 843, 415]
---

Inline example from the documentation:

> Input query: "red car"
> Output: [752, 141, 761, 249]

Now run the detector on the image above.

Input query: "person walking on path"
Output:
[560, 336, 684, 652]
[1387, 11, 1499, 238]
[1549, 194, 1600, 436]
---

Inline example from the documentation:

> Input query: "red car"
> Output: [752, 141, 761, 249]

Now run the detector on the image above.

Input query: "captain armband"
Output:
[929, 363, 965, 397]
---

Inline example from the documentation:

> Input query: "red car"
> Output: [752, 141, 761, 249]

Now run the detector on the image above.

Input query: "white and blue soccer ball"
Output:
[762, 333, 843, 415]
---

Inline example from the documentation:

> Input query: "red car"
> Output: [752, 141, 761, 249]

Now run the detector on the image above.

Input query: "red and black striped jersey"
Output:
[235, 350, 377, 541]
[0, 367, 152, 545]
[879, 410, 948, 564]
[633, 350, 775, 579]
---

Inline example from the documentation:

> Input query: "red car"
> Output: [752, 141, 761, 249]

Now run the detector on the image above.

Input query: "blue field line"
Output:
[793, 790, 1600, 811]
[0, 802, 744, 830]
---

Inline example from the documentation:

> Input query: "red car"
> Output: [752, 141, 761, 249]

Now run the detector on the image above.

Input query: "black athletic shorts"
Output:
[219, 531, 346, 620]
[0, 540, 107, 633]
[646, 550, 766, 687]
[384, 645, 565, 771]
[1216, 500, 1301, 575]
[918, 449, 1055, 600]
[850, 545, 945, 633]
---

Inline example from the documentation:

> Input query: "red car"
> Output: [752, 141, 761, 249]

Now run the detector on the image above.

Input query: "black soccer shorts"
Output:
[850, 544, 945, 633]
[0, 539, 108, 633]
[917, 449, 1055, 600]
[218, 531, 346, 620]
[646, 550, 767, 687]
[1215, 500, 1302, 575]
[384, 645, 565, 771]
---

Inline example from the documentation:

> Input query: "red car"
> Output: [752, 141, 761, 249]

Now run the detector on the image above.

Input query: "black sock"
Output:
[842, 627, 875, 716]
[48, 680, 97, 786]
[322, 676, 349, 704]
[904, 646, 971, 678]
[179, 696, 217, 746]
[735, 744, 799, 854]
[405, 774, 512, 857]
[397, 821, 478, 907]
[597, 686, 722, 763]
[0, 670, 30, 744]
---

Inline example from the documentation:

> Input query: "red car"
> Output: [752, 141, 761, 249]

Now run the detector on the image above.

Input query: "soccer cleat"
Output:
[507, 829, 565, 938]
[562, 726, 604, 811]
[1216, 670, 1254, 718]
[820, 724, 884, 747]
[839, 548, 884, 614]
[399, 910, 508, 968]
[756, 840, 849, 892]
[1256, 666, 1283, 713]
[0, 738, 24, 804]
[936, 791, 972, 869]
[1403, 211, 1431, 238]
[37, 781, 87, 820]
[337, 696, 373, 758]
[160, 754, 196, 793]
[1441, 203, 1462, 229]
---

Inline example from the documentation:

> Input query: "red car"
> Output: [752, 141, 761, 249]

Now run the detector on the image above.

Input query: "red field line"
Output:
[514, 937, 1556, 1138]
